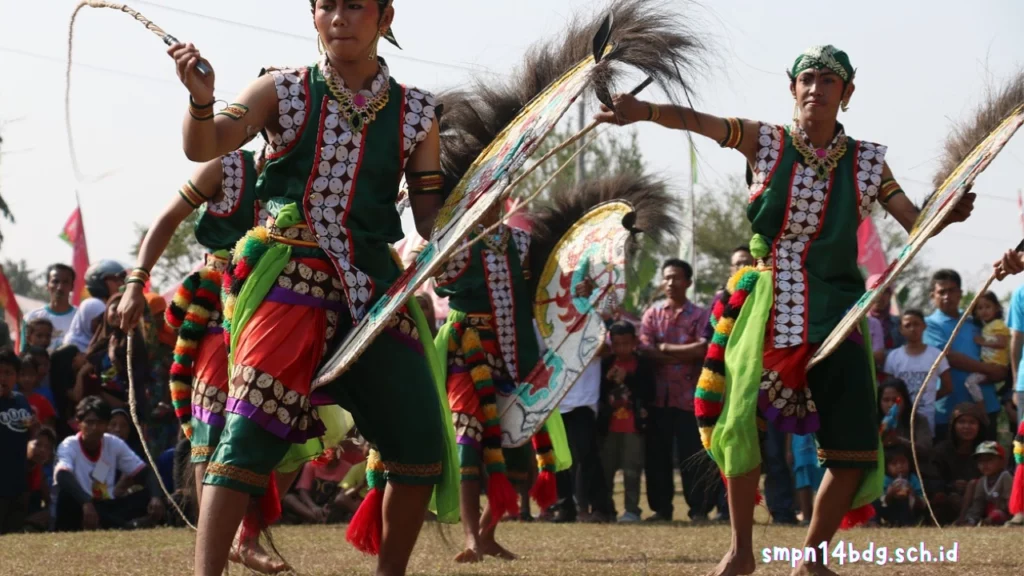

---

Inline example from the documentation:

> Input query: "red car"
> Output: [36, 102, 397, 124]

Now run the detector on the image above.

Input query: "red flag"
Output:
[60, 206, 91, 306]
[857, 217, 888, 281]
[0, 265, 23, 351]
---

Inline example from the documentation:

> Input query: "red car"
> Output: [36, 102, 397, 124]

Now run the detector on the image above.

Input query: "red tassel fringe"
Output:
[346, 487, 384, 556]
[530, 470, 558, 511]
[239, 473, 282, 542]
[839, 504, 876, 530]
[487, 472, 520, 527]
[1010, 462, 1024, 515]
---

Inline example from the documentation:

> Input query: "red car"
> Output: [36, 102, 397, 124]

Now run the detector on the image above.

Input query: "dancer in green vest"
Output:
[596, 45, 976, 576]
[166, 2, 456, 575]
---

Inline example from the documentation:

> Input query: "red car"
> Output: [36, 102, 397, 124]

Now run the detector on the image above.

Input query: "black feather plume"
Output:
[524, 172, 681, 295]
[438, 0, 707, 191]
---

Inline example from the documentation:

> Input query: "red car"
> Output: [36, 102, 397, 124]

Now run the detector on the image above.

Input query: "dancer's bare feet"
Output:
[705, 547, 755, 576]
[230, 533, 290, 574]
[454, 548, 482, 563]
[791, 560, 839, 576]
[479, 537, 518, 560]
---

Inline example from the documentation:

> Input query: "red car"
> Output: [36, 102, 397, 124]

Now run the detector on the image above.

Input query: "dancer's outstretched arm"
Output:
[593, 93, 760, 167]
[117, 159, 223, 331]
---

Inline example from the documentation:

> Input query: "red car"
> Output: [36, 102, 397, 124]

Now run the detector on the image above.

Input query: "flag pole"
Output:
[689, 136, 697, 299]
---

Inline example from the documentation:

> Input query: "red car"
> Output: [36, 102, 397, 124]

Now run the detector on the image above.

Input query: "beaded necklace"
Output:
[790, 123, 847, 180]
[479, 224, 510, 255]
[319, 56, 390, 133]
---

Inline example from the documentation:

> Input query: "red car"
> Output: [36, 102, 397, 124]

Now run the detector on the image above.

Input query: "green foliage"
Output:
[689, 175, 754, 305]
[2, 259, 47, 301]
[132, 211, 204, 292]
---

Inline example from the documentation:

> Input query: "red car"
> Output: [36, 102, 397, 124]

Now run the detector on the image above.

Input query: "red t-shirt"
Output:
[26, 464, 42, 493]
[608, 356, 638, 434]
[27, 393, 55, 423]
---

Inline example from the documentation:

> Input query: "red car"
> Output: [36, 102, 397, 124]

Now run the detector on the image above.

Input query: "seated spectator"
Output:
[0, 349, 36, 534]
[787, 432, 822, 526]
[24, 427, 57, 531]
[874, 444, 924, 527]
[877, 378, 939, 492]
[48, 345, 88, 440]
[880, 309, 952, 436]
[598, 320, 655, 523]
[961, 441, 1013, 526]
[75, 295, 150, 417]
[18, 350, 56, 429]
[108, 408, 146, 460]
[54, 396, 164, 531]
[24, 318, 54, 352]
[282, 446, 352, 525]
[931, 402, 987, 525]
[335, 439, 371, 519]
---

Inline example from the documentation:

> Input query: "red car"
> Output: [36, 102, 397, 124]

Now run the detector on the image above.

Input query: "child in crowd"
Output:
[932, 402, 987, 525]
[25, 319, 54, 352]
[876, 444, 925, 527]
[24, 427, 56, 531]
[787, 433, 822, 526]
[881, 310, 952, 435]
[0, 348, 36, 534]
[962, 441, 1013, 526]
[336, 436, 372, 520]
[18, 351, 56, 429]
[598, 321, 655, 523]
[966, 292, 1009, 405]
[285, 446, 352, 524]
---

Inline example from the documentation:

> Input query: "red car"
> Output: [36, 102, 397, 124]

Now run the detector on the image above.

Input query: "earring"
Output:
[368, 30, 382, 61]
[317, 36, 325, 55]
[841, 100, 850, 112]
[792, 101, 800, 122]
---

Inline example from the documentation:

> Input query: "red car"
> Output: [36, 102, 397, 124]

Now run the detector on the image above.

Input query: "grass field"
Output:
[4, 487, 1023, 575]
[2, 521, 1022, 575]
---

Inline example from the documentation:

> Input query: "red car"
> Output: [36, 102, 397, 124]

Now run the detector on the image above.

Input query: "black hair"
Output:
[0, 347, 20, 374]
[733, 245, 752, 255]
[609, 320, 637, 338]
[26, 317, 53, 335]
[973, 290, 1004, 324]
[878, 377, 913, 431]
[662, 258, 693, 280]
[75, 395, 112, 422]
[47, 263, 76, 283]
[901, 308, 925, 323]
[931, 269, 962, 290]
[18, 351, 43, 374]
[883, 443, 912, 471]
[35, 426, 57, 447]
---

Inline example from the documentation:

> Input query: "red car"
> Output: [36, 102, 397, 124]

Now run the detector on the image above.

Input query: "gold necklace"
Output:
[479, 224, 510, 254]
[321, 58, 390, 132]
[790, 124, 847, 180]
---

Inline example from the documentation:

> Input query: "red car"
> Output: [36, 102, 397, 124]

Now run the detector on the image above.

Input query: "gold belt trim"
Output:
[268, 223, 320, 248]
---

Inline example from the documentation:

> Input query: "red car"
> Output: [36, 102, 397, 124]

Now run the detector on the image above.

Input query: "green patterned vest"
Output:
[746, 122, 886, 346]
[255, 57, 437, 323]
[194, 149, 261, 252]
[435, 225, 540, 381]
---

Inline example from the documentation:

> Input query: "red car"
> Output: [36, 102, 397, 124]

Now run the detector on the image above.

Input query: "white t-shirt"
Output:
[55, 433, 145, 500]
[883, 345, 950, 432]
[533, 321, 601, 415]
[22, 306, 77, 351]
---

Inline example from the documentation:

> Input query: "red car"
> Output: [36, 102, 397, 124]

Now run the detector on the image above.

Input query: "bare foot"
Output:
[705, 548, 755, 576]
[479, 538, 518, 560]
[454, 548, 482, 563]
[232, 538, 290, 574]
[791, 561, 839, 576]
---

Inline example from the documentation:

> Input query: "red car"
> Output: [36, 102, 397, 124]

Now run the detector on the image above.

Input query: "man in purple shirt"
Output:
[640, 259, 713, 522]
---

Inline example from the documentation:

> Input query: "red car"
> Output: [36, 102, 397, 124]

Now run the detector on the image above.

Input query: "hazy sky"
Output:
[2, 0, 1023, 298]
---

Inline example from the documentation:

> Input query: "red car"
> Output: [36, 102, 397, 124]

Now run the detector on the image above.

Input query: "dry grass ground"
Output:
[4, 481, 1023, 576]
[2, 521, 1022, 576]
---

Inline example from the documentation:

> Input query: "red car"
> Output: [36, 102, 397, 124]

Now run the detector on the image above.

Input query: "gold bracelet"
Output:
[649, 103, 661, 123]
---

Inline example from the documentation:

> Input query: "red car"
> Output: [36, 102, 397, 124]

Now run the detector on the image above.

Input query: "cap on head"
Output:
[973, 440, 1004, 459]
[789, 45, 854, 84]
